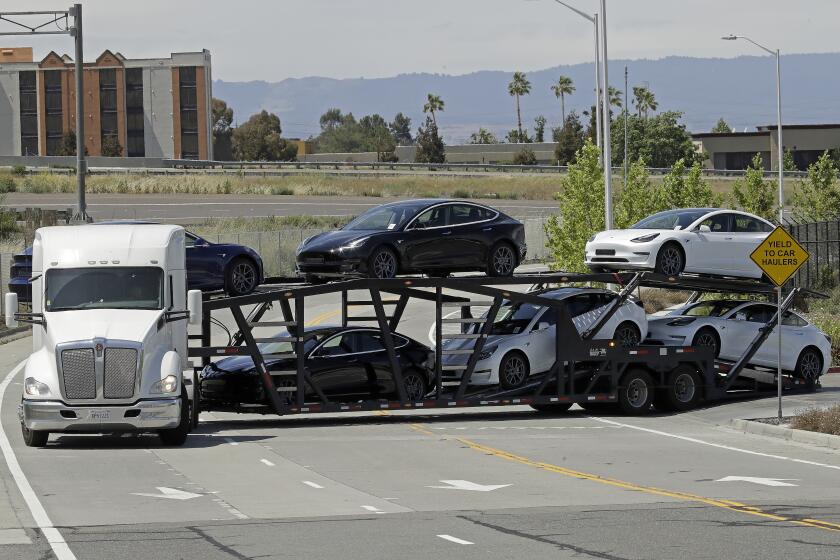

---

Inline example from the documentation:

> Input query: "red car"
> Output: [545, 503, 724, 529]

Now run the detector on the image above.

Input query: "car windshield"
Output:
[485, 302, 541, 335]
[46, 267, 164, 311]
[343, 204, 423, 231]
[683, 301, 743, 317]
[631, 209, 711, 230]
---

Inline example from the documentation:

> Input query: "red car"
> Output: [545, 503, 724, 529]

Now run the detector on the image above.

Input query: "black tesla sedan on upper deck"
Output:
[295, 199, 527, 280]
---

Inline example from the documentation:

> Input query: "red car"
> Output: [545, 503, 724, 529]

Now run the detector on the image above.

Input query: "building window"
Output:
[178, 66, 199, 159]
[19, 71, 38, 155]
[99, 68, 119, 154]
[125, 68, 145, 157]
[43, 70, 63, 156]
[722, 151, 771, 171]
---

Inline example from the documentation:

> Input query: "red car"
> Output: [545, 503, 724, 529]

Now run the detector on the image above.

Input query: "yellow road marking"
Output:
[305, 309, 341, 327]
[409, 424, 840, 533]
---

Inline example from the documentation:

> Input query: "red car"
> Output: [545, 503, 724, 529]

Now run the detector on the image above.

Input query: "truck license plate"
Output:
[89, 410, 110, 420]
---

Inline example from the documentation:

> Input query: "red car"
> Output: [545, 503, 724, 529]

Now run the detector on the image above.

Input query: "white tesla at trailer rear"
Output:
[585, 209, 775, 279]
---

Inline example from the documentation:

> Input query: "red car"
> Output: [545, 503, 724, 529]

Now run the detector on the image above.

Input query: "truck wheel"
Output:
[21, 422, 49, 448]
[618, 368, 654, 415]
[159, 389, 190, 446]
[654, 366, 701, 412]
[530, 403, 573, 414]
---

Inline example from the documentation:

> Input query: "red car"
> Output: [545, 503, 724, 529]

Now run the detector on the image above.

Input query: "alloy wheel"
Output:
[502, 355, 526, 387]
[694, 331, 718, 355]
[493, 246, 515, 275]
[615, 324, 640, 347]
[232, 262, 257, 294]
[404, 374, 426, 401]
[373, 250, 397, 278]
[799, 351, 821, 380]
[659, 246, 683, 276]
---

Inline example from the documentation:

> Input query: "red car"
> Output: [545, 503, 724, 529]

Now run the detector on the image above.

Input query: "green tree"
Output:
[731, 153, 776, 220]
[319, 108, 344, 130]
[711, 118, 732, 133]
[534, 115, 547, 143]
[57, 132, 87, 156]
[505, 129, 532, 144]
[414, 116, 446, 163]
[632, 86, 658, 119]
[553, 111, 585, 165]
[610, 111, 702, 168]
[614, 158, 660, 229]
[551, 75, 575, 124]
[508, 71, 532, 141]
[783, 149, 797, 172]
[360, 114, 397, 161]
[423, 94, 444, 127]
[212, 98, 234, 160]
[390, 112, 413, 145]
[101, 135, 123, 157]
[608, 86, 623, 109]
[468, 128, 498, 144]
[660, 159, 721, 209]
[544, 139, 604, 272]
[791, 151, 840, 221]
[512, 147, 537, 165]
[232, 110, 297, 161]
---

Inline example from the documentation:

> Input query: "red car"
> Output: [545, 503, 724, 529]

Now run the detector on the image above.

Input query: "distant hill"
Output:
[213, 53, 840, 144]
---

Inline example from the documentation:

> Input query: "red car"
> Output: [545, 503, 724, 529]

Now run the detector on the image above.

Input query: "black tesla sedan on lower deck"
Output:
[295, 199, 527, 280]
[199, 326, 434, 408]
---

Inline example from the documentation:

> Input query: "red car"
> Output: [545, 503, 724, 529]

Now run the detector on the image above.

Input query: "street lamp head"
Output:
[721, 34, 738, 41]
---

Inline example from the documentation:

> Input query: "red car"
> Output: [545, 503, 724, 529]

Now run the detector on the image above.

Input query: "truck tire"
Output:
[618, 368, 654, 415]
[159, 389, 190, 446]
[21, 422, 49, 448]
[654, 366, 701, 412]
[530, 403, 573, 414]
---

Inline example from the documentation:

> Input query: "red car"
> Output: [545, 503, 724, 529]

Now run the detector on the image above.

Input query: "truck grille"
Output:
[61, 349, 96, 399]
[103, 348, 138, 399]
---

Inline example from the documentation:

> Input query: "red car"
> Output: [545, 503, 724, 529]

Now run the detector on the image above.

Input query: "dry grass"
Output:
[791, 405, 840, 436]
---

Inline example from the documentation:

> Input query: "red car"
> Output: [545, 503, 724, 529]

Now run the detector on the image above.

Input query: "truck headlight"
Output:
[24, 377, 51, 397]
[151, 375, 179, 394]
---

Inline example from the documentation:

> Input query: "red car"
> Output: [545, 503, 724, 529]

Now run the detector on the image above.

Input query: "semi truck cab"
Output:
[4, 224, 202, 447]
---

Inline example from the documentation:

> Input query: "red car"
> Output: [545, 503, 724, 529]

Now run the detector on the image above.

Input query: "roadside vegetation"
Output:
[791, 405, 840, 436]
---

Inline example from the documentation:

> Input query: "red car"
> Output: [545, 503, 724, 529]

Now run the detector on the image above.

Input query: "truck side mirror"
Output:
[5, 293, 18, 328]
[187, 290, 203, 326]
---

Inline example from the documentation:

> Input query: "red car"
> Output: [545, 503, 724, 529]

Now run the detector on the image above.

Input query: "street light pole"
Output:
[599, 0, 612, 228]
[722, 34, 783, 223]
[70, 3, 86, 220]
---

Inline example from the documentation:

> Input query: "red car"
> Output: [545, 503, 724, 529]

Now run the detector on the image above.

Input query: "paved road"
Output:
[2, 193, 559, 223]
[2, 288, 840, 559]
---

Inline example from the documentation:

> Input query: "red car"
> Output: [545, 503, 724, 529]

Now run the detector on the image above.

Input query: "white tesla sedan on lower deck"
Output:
[441, 287, 648, 389]
[646, 299, 831, 384]
[585, 208, 775, 278]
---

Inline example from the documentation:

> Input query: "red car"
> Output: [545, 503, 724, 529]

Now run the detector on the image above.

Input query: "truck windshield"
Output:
[46, 267, 164, 311]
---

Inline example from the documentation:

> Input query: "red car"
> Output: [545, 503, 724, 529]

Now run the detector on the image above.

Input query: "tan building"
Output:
[693, 124, 840, 171]
[0, 47, 213, 159]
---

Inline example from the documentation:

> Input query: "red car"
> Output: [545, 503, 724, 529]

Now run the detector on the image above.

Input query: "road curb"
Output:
[0, 327, 30, 346]
[730, 418, 840, 451]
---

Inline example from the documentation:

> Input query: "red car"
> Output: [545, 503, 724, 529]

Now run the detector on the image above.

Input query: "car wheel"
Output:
[654, 243, 685, 276]
[226, 258, 259, 296]
[369, 246, 398, 279]
[499, 351, 529, 389]
[614, 321, 641, 347]
[654, 366, 702, 412]
[794, 347, 822, 391]
[618, 368, 654, 415]
[487, 243, 517, 277]
[530, 403, 573, 414]
[21, 421, 49, 448]
[402, 369, 428, 401]
[159, 388, 191, 446]
[691, 328, 719, 357]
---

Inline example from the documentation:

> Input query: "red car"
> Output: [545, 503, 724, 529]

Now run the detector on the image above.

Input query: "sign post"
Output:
[749, 227, 810, 421]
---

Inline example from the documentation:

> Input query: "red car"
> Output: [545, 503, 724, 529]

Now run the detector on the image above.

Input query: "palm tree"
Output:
[508, 71, 532, 142]
[607, 86, 623, 109]
[632, 86, 658, 119]
[423, 93, 445, 127]
[551, 75, 575, 124]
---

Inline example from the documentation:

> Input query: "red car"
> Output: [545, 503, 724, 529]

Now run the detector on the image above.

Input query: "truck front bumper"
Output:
[19, 398, 181, 433]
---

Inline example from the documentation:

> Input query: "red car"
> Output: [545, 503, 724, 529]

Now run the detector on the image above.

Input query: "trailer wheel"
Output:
[618, 369, 654, 415]
[655, 366, 701, 412]
[530, 403, 573, 414]
[21, 421, 49, 448]
[159, 388, 190, 446]
[794, 347, 822, 391]
[499, 352, 529, 389]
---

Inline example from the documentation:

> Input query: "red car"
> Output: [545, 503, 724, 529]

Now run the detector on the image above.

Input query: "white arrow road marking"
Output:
[437, 534, 474, 545]
[302, 481, 324, 489]
[361, 505, 386, 514]
[428, 480, 512, 492]
[131, 487, 203, 500]
[716, 476, 799, 487]
[260, 459, 275, 467]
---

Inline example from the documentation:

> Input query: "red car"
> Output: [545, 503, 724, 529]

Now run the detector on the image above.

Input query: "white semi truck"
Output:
[4, 224, 203, 447]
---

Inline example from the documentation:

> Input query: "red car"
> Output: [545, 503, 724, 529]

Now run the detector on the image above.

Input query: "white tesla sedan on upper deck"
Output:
[585, 208, 775, 278]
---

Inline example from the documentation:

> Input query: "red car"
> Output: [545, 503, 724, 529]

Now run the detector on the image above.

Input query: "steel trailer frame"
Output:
[188, 272, 820, 417]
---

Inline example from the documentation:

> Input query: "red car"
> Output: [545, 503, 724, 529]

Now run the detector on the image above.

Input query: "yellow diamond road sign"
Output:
[749, 226, 809, 287]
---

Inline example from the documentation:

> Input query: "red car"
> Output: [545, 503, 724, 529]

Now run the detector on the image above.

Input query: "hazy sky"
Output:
[1, 1, 836, 81]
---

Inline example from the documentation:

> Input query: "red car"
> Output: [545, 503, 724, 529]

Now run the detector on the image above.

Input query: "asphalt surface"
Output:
[2, 193, 558, 223]
[2, 281, 840, 559]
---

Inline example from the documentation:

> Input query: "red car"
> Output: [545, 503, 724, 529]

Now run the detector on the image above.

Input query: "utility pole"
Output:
[599, 0, 612, 228]
[624, 65, 628, 181]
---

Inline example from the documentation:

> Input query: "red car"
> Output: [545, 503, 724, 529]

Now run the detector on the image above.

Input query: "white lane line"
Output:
[361, 505, 386, 514]
[589, 416, 840, 471]
[0, 361, 77, 560]
[260, 459, 275, 467]
[224, 437, 239, 446]
[302, 481, 324, 489]
[437, 534, 474, 545]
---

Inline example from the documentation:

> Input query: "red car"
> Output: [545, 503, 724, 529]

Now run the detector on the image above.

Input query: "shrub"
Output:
[12, 165, 26, 176]
[791, 151, 840, 222]
[270, 186, 294, 195]
[791, 405, 840, 436]
[512, 147, 537, 166]
[451, 188, 472, 199]
[0, 175, 15, 193]
[0, 194, 18, 241]
[731, 153, 776, 220]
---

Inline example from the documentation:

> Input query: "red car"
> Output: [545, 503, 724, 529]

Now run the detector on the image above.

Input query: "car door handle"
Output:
[482, 227, 493, 232]
[725, 237, 734, 240]
[442, 230, 452, 236]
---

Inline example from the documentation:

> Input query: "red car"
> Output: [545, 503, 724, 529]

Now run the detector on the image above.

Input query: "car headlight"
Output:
[630, 233, 660, 243]
[666, 317, 696, 326]
[24, 377, 51, 397]
[587, 234, 597, 243]
[151, 375, 179, 394]
[479, 346, 498, 360]
[339, 236, 370, 251]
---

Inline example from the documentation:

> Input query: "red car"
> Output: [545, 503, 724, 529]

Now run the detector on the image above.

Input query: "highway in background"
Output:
[2, 193, 559, 223]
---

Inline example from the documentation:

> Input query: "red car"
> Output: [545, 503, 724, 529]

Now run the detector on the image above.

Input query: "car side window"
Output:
[534, 307, 557, 329]
[185, 234, 198, 248]
[782, 312, 807, 327]
[450, 204, 492, 225]
[743, 305, 774, 323]
[699, 214, 731, 232]
[353, 332, 386, 353]
[564, 295, 595, 318]
[413, 206, 449, 228]
[732, 216, 768, 233]
[316, 333, 353, 357]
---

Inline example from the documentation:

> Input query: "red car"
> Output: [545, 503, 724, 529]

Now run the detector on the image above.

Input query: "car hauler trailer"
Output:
[188, 271, 823, 419]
